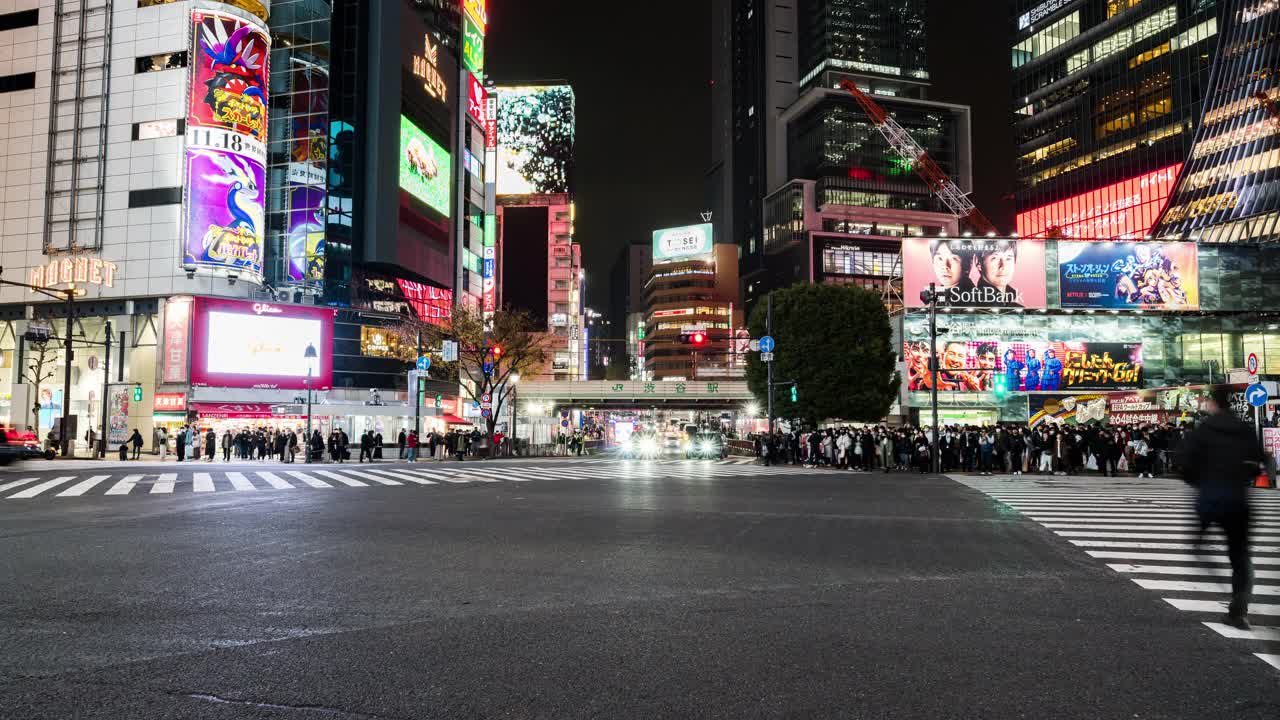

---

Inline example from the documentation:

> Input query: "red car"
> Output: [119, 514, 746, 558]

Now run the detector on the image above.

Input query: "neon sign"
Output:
[30, 256, 118, 290]
[412, 34, 448, 106]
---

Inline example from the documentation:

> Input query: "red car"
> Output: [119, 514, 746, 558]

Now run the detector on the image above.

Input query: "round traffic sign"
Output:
[1247, 383, 1270, 407]
[417, 355, 432, 371]
[758, 335, 776, 353]
[481, 408, 492, 418]
[1248, 353, 1259, 375]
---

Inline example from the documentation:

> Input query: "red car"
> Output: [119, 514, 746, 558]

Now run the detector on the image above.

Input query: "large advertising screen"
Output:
[188, 10, 270, 138]
[399, 114, 452, 218]
[903, 238, 1047, 309]
[183, 148, 267, 277]
[1016, 164, 1182, 239]
[653, 223, 714, 263]
[905, 340, 1143, 392]
[497, 85, 575, 195]
[190, 298, 334, 390]
[1058, 241, 1199, 310]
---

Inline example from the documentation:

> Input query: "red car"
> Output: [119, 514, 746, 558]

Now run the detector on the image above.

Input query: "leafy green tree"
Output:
[746, 284, 899, 425]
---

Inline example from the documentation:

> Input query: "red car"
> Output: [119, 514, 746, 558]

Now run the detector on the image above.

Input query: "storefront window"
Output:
[360, 325, 404, 358]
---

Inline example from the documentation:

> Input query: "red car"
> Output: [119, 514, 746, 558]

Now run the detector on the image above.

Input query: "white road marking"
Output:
[0, 478, 40, 494]
[193, 473, 216, 493]
[1107, 563, 1280, 580]
[150, 473, 177, 494]
[256, 471, 295, 489]
[1087, 550, 1280, 565]
[335, 468, 401, 485]
[446, 469, 501, 483]
[56, 475, 110, 497]
[1070, 539, 1280, 550]
[8, 476, 76, 499]
[226, 472, 257, 491]
[1134, 579, 1280, 595]
[315, 470, 367, 487]
[1164, 598, 1280, 616]
[104, 475, 142, 495]
[1056, 531, 1280, 540]
[284, 470, 332, 488]
[1201, 622, 1280, 641]
[364, 468, 436, 485]
[1257, 654, 1280, 671]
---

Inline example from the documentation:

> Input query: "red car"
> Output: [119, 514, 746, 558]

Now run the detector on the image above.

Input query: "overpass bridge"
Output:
[514, 380, 754, 410]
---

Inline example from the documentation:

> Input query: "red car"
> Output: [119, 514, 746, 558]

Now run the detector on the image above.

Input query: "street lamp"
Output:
[304, 343, 318, 464]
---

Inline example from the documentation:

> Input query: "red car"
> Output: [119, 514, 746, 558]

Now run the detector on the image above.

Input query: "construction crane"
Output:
[838, 79, 999, 236]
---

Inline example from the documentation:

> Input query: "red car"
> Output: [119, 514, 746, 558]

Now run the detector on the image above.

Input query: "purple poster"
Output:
[183, 148, 266, 277]
[287, 185, 326, 282]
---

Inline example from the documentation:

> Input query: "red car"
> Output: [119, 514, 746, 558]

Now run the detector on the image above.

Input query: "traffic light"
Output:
[132, 384, 143, 402]
[434, 393, 443, 409]
[492, 345, 504, 359]
[679, 332, 708, 346]
[993, 373, 1008, 400]
[789, 384, 799, 403]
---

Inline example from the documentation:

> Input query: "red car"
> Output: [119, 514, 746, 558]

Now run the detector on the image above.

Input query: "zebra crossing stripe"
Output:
[1257, 654, 1280, 671]
[364, 468, 436, 485]
[1086, 551, 1280, 565]
[9, 476, 76, 499]
[56, 475, 110, 497]
[1164, 598, 1280, 615]
[1107, 564, 1280, 580]
[151, 473, 177, 494]
[284, 470, 332, 488]
[105, 475, 142, 495]
[314, 470, 367, 487]
[1056, 530, 1280, 541]
[226, 472, 257, 491]
[333, 468, 400, 486]
[0, 477, 40, 494]
[446, 468, 503, 483]
[193, 473, 216, 493]
[403, 467, 470, 483]
[1070, 539, 1280, 550]
[1135, 579, 1280, 595]
[1201, 622, 1280, 641]
[256, 471, 295, 489]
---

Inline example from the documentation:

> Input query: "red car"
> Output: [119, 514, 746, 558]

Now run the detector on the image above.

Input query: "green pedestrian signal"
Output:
[993, 373, 1008, 399]
[434, 393, 443, 408]
[789, 384, 798, 403]
[132, 384, 143, 402]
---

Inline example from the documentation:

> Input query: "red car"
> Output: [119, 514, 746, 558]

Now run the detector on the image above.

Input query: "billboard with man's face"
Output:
[903, 238, 1047, 308]
[904, 340, 1143, 392]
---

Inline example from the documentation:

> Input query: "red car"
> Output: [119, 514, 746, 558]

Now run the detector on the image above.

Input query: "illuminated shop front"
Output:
[901, 237, 1280, 424]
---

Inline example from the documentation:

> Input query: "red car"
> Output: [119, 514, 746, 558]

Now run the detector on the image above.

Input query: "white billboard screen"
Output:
[206, 311, 323, 377]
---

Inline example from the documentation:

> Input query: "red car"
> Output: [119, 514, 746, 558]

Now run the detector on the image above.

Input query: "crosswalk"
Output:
[955, 474, 1280, 674]
[0, 459, 800, 501]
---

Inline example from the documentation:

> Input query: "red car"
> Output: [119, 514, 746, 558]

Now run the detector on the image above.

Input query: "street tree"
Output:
[746, 283, 899, 426]
[23, 336, 58, 435]
[384, 306, 550, 439]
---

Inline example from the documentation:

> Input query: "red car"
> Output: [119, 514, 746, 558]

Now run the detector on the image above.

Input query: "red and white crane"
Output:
[838, 79, 999, 236]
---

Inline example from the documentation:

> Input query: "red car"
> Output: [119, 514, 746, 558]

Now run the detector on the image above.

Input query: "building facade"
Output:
[710, 0, 973, 316]
[609, 242, 653, 380]
[1011, 0, 1221, 239]
[644, 226, 743, 382]
[0, 0, 485, 453]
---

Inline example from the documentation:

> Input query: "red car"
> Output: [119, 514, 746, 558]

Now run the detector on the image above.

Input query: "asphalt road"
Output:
[1, 459, 1276, 719]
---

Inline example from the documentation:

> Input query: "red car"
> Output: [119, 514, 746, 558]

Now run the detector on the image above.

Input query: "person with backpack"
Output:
[129, 429, 144, 460]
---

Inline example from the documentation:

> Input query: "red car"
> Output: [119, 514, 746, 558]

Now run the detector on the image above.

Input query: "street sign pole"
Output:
[766, 293, 773, 435]
[414, 330, 423, 438]
[928, 283, 940, 475]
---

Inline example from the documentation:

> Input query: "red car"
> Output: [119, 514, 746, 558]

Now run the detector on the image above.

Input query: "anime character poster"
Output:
[189, 10, 270, 141]
[184, 148, 266, 277]
[287, 185, 326, 282]
[1059, 241, 1199, 310]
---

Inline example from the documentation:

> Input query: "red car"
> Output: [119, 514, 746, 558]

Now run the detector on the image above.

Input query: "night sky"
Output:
[486, 1, 1013, 325]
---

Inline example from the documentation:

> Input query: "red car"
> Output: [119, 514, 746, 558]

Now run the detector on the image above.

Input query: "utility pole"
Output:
[99, 320, 111, 458]
[926, 282, 940, 474]
[60, 290, 74, 457]
[766, 292, 774, 434]
[414, 330, 423, 437]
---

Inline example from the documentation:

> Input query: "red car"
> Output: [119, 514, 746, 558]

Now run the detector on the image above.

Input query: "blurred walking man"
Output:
[1177, 387, 1263, 630]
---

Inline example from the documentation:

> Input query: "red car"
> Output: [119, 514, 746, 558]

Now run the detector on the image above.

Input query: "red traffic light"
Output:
[492, 345, 503, 358]
[692, 332, 706, 345]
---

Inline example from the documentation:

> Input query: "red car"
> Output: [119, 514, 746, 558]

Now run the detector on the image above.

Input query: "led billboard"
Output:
[653, 223, 714, 263]
[183, 148, 267, 277]
[1016, 164, 1182, 239]
[189, 297, 335, 390]
[903, 237, 1047, 309]
[497, 85, 575, 195]
[399, 114, 452, 218]
[905, 340, 1143, 393]
[188, 10, 270, 139]
[1058, 241, 1199, 310]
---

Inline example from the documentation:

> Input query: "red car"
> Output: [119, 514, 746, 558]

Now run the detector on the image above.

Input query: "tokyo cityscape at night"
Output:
[1, 1, 1279, 716]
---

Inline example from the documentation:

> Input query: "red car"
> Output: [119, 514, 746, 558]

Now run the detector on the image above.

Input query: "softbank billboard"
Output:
[190, 297, 335, 390]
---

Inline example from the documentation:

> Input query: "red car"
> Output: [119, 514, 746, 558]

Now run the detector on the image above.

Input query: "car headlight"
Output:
[640, 438, 659, 454]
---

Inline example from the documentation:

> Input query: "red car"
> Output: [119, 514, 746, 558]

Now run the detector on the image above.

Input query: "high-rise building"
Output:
[493, 83, 583, 381]
[1154, 1, 1280, 243]
[609, 243, 653, 380]
[643, 225, 742, 382]
[1010, 0, 1220, 239]
[710, 0, 973, 316]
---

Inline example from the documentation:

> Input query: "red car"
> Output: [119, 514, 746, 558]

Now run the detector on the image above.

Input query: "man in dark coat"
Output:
[1178, 387, 1266, 630]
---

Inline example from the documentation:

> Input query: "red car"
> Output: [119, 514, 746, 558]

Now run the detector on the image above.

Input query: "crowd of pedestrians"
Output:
[752, 421, 1191, 477]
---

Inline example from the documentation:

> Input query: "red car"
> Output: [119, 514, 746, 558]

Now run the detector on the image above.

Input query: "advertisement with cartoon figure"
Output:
[189, 10, 270, 139]
[183, 148, 266, 277]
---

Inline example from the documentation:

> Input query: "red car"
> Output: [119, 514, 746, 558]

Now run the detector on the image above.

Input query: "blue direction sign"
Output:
[481, 408, 492, 419]
[758, 335, 776, 353]
[1247, 383, 1270, 407]
[416, 355, 432, 371]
